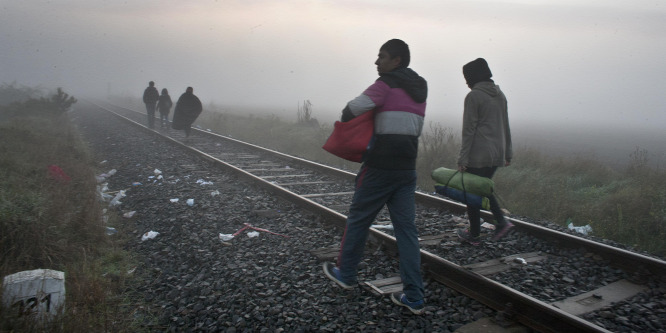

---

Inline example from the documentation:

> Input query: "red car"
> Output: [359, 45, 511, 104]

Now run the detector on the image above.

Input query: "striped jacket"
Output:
[341, 67, 427, 170]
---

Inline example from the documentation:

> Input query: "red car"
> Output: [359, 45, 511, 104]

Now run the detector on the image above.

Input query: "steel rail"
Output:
[96, 101, 666, 277]
[416, 191, 666, 277]
[90, 101, 622, 333]
[107, 101, 666, 278]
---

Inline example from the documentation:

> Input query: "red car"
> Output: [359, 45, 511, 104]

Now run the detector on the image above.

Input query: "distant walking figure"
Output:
[172, 87, 202, 138]
[456, 58, 514, 246]
[142, 81, 159, 129]
[157, 88, 173, 128]
[322, 39, 427, 315]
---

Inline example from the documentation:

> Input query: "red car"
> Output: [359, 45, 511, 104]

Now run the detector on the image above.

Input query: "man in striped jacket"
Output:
[323, 39, 427, 315]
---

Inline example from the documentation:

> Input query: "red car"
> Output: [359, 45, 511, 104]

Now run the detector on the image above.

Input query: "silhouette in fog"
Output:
[157, 88, 173, 128]
[172, 87, 202, 138]
[322, 39, 427, 315]
[142, 81, 159, 129]
[456, 58, 514, 246]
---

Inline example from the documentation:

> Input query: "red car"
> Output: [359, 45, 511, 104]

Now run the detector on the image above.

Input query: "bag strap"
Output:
[444, 170, 469, 205]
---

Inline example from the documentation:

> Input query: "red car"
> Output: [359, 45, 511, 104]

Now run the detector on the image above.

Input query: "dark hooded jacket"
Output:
[157, 93, 173, 115]
[458, 81, 512, 168]
[143, 86, 159, 105]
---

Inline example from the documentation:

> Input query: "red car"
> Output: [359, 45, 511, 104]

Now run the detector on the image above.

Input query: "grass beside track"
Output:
[0, 95, 141, 332]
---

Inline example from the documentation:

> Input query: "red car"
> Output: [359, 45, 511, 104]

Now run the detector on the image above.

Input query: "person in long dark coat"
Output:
[172, 87, 202, 137]
[157, 88, 173, 128]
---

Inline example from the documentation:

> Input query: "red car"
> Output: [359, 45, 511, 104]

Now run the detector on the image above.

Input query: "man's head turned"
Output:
[380, 39, 410, 69]
[149, 81, 155, 87]
[186, 87, 193, 94]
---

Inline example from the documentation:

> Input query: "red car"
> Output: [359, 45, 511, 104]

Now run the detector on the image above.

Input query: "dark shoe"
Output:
[457, 229, 481, 246]
[492, 222, 514, 241]
[323, 262, 353, 289]
[390, 292, 425, 315]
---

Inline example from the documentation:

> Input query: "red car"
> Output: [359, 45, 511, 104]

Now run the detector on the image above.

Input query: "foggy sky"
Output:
[2, 0, 665, 135]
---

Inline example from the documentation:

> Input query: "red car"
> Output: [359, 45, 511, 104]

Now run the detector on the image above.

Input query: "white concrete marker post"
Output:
[2, 269, 66, 321]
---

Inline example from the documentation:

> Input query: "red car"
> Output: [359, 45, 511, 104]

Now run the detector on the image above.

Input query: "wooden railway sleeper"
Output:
[494, 302, 517, 328]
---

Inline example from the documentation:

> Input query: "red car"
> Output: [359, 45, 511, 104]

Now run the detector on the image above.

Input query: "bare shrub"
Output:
[297, 100, 319, 128]
[417, 122, 459, 191]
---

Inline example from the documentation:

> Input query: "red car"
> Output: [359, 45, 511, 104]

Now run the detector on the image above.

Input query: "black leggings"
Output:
[465, 166, 506, 237]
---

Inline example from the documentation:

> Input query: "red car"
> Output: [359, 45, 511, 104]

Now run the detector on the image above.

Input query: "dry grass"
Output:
[0, 96, 143, 331]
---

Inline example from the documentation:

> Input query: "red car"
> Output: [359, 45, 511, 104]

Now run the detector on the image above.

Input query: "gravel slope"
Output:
[72, 104, 666, 333]
[72, 105, 495, 332]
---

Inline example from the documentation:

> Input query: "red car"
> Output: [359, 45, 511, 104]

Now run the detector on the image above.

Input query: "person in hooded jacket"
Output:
[143, 81, 159, 129]
[157, 88, 173, 128]
[322, 39, 427, 315]
[172, 87, 202, 138]
[456, 58, 514, 246]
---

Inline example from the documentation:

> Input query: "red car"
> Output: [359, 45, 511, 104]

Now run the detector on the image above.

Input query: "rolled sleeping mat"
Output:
[431, 167, 494, 197]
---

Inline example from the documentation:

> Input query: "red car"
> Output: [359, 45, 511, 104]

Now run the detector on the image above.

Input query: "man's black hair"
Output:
[380, 39, 410, 68]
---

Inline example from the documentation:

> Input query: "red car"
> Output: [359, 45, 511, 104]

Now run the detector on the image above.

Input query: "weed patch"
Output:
[1, 90, 141, 332]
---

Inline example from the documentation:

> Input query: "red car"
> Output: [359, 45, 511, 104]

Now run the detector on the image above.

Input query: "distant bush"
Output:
[0, 82, 42, 106]
[0, 87, 77, 120]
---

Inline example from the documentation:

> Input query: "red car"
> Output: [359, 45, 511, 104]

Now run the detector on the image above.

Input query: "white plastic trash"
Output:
[170, 198, 179, 203]
[154, 169, 162, 175]
[186, 199, 194, 206]
[247, 231, 260, 238]
[219, 233, 234, 242]
[109, 190, 126, 207]
[514, 257, 527, 265]
[371, 224, 394, 230]
[211, 190, 220, 197]
[123, 211, 136, 218]
[568, 222, 593, 235]
[481, 222, 496, 230]
[141, 231, 159, 241]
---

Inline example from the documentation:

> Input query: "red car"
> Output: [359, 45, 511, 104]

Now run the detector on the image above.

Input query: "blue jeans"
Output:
[337, 166, 424, 301]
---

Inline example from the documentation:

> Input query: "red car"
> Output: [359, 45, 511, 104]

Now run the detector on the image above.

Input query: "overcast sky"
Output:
[2, 0, 665, 135]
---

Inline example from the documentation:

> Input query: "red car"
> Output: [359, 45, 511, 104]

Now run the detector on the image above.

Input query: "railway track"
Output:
[87, 100, 666, 333]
